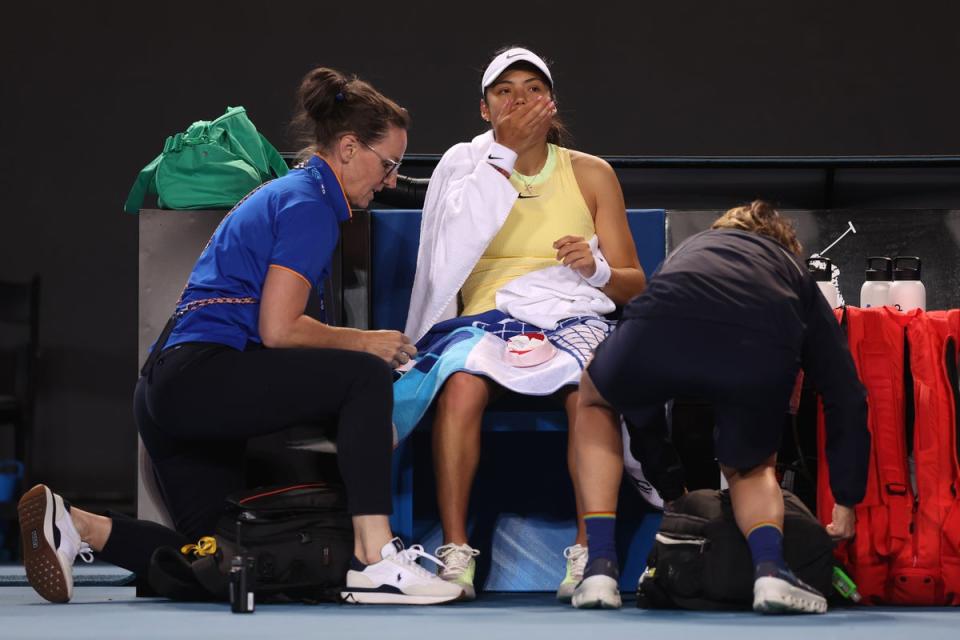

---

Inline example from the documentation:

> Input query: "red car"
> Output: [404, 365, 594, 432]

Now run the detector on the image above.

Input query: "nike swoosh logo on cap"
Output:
[506, 52, 524, 59]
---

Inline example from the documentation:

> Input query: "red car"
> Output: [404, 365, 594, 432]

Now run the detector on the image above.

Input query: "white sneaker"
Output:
[341, 538, 464, 605]
[753, 570, 828, 614]
[18, 484, 94, 603]
[435, 542, 480, 600]
[556, 544, 587, 602]
[572, 558, 621, 609]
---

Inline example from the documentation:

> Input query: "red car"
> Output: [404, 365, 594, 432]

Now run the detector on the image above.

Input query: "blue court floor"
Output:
[1, 586, 957, 640]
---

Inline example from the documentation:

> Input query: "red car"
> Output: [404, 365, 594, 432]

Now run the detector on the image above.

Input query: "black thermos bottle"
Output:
[229, 521, 255, 613]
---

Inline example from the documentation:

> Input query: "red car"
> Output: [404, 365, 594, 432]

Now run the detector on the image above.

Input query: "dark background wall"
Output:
[1, 1, 959, 507]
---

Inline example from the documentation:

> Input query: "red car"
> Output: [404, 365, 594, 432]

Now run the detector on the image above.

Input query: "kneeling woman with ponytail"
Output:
[18, 67, 463, 606]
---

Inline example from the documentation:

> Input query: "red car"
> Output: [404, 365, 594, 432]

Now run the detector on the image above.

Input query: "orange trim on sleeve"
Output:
[268, 264, 312, 288]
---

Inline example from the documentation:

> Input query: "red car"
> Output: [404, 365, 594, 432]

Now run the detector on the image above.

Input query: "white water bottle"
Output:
[860, 256, 892, 308]
[888, 256, 926, 312]
[806, 257, 839, 308]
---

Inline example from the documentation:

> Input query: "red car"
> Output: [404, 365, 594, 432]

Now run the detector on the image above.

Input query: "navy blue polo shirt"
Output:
[165, 155, 351, 351]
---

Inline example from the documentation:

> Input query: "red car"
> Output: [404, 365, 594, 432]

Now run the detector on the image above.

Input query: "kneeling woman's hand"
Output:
[260, 267, 417, 369]
[360, 330, 418, 369]
[826, 504, 856, 540]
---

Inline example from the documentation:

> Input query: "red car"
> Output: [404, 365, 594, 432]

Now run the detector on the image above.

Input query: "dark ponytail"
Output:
[291, 66, 410, 156]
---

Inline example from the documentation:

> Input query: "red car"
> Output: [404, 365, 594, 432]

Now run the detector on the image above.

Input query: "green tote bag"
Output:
[124, 106, 288, 214]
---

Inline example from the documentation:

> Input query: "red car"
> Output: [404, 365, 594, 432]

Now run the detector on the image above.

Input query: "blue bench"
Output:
[371, 209, 666, 591]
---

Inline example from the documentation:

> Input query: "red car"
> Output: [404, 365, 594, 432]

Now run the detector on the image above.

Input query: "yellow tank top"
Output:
[460, 144, 595, 316]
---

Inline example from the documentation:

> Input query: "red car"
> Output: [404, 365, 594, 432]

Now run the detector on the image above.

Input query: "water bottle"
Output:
[229, 554, 256, 613]
[860, 257, 892, 308]
[229, 520, 255, 613]
[806, 257, 839, 308]
[887, 256, 926, 312]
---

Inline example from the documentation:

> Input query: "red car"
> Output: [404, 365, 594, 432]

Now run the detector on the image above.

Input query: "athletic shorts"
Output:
[587, 314, 800, 470]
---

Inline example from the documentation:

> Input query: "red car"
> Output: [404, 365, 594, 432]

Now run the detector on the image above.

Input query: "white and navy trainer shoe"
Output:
[18, 484, 94, 603]
[341, 538, 464, 605]
[753, 568, 828, 614]
[572, 557, 622, 609]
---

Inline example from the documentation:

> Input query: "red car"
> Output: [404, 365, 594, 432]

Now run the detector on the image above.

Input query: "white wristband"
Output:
[485, 142, 517, 175]
[584, 245, 612, 288]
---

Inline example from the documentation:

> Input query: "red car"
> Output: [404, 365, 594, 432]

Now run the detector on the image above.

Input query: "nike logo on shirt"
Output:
[488, 155, 504, 160]
[517, 194, 540, 199]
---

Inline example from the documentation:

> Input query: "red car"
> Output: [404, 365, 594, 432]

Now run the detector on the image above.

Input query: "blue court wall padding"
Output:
[627, 208, 667, 278]
[370, 209, 422, 331]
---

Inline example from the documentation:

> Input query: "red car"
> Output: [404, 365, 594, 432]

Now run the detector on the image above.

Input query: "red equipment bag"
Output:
[817, 306, 960, 605]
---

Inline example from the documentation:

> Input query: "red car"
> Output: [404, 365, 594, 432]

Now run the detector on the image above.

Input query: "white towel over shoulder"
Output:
[404, 131, 518, 343]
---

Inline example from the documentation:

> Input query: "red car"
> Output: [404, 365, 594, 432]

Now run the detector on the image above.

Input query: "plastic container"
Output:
[860, 256, 893, 308]
[806, 257, 839, 308]
[888, 256, 926, 312]
[503, 333, 556, 367]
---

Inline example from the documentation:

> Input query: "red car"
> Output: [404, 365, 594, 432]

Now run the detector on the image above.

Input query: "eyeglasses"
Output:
[361, 141, 402, 179]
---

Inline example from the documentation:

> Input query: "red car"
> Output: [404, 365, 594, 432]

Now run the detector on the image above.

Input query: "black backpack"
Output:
[149, 483, 353, 603]
[637, 488, 834, 610]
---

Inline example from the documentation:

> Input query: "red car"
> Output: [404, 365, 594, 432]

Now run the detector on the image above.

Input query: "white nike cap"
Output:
[481, 47, 553, 95]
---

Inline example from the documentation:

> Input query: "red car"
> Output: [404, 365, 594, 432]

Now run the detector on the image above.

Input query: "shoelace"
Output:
[435, 543, 480, 577]
[766, 567, 820, 593]
[77, 542, 95, 564]
[563, 544, 588, 577]
[392, 544, 448, 579]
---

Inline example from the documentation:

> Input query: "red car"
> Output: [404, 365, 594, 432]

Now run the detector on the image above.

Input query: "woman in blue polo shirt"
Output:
[19, 67, 463, 606]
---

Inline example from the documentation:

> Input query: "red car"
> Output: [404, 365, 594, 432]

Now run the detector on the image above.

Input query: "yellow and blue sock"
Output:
[747, 522, 788, 578]
[584, 511, 617, 565]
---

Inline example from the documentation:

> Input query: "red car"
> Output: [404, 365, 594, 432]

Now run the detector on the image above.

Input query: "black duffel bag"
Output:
[149, 482, 353, 603]
[637, 488, 833, 610]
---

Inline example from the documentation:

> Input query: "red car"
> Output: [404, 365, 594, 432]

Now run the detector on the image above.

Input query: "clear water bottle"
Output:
[860, 256, 892, 308]
[806, 257, 839, 308]
[888, 256, 926, 312]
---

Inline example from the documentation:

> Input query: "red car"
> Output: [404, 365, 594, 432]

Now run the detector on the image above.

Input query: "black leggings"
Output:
[98, 342, 394, 579]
